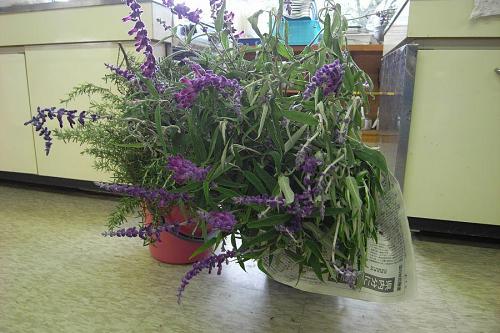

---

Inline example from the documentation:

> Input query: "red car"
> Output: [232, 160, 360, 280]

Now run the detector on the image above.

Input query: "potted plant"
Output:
[25, 0, 393, 302]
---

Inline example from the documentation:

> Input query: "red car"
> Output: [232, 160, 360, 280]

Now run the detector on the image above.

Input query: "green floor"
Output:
[0, 182, 499, 333]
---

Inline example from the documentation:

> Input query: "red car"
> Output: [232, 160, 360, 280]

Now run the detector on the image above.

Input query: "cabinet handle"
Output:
[496, 68, 500, 75]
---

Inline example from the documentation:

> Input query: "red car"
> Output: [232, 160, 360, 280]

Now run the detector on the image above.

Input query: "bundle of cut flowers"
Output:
[25, 0, 388, 302]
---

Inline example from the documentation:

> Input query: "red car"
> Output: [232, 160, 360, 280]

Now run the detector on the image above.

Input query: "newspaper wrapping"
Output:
[265, 173, 417, 303]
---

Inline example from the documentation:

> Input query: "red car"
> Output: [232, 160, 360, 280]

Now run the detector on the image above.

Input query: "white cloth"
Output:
[471, 0, 500, 19]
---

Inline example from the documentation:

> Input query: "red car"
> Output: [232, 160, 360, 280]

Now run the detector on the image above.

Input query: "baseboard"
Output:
[409, 217, 500, 240]
[0, 171, 101, 192]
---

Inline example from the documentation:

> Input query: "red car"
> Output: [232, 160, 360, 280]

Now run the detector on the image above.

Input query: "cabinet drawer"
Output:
[404, 49, 500, 225]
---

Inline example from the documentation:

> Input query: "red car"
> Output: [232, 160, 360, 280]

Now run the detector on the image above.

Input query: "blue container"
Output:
[281, 17, 322, 46]
[238, 38, 261, 46]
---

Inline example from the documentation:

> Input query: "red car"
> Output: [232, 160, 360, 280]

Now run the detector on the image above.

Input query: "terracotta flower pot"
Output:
[144, 206, 212, 264]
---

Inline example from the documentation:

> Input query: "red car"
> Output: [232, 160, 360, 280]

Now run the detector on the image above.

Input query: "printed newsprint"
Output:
[267, 173, 417, 303]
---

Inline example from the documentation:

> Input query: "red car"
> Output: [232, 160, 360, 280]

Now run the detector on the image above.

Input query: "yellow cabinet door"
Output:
[0, 53, 37, 174]
[404, 49, 500, 225]
[24, 43, 123, 181]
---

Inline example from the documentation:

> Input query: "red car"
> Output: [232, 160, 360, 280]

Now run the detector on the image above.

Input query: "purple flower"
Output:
[105, 64, 135, 81]
[284, 0, 292, 15]
[102, 220, 194, 241]
[303, 60, 344, 100]
[199, 211, 237, 232]
[233, 195, 286, 209]
[234, 189, 316, 220]
[295, 148, 322, 186]
[95, 182, 190, 206]
[177, 250, 236, 303]
[209, 0, 243, 38]
[24, 107, 100, 155]
[123, 0, 156, 78]
[162, 0, 202, 24]
[166, 155, 210, 184]
[335, 265, 358, 288]
[105, 63, 166, 93]
[175, 59, 243, 114]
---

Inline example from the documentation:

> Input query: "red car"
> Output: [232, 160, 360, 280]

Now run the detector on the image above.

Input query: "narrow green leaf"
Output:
[257, 104, 269, 139]
[215, 2, 226, 32]
[243, 171, 267, 194]
[215, 186, 240, 199]
[248, 214, 291, 228]
[346, 176, 362, 212]
[154, 105, 167, 154]
[243, 230, 278, 248]
[276, 41, 293, 60]
[284, 124, 307, 152]
[353, 145, 388, 174]
[282, 110, 318, 126]
[278, 175, 294, 204]
[323, 13, 332, 47]
[189, 233, 219, 259]
[248, 10, 264, 38]
[254, 164, 276, 192]
[257, 258, 272, 277]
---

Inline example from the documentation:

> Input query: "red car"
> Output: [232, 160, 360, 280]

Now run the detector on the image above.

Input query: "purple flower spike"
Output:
[102, 220, 194, 241]
[335, 265, 359, 288]
[95, 182, 191, 205]
[24, 107, 100, 155]
[234, 189, 317, 220]
[162, 0, 202, 24]
[177, 250, 236, 303]
[123, 0, 156, 78]
[166, 155, 210, 184]
[105, 64, 135, 81]
[175, 59, 243, 113]
[303, 60, 344, 100]
[199, 211, 237, 232]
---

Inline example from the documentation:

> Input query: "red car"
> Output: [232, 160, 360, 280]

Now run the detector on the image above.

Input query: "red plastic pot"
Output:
[144, 206, 212, 264]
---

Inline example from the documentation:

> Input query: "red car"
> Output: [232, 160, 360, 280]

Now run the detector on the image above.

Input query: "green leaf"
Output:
[284, 124, 307, 153]
[215, 2, 226, 32]
[243, 171, 267, 194]
[276, 41, 293, 60]
[278, 175, 294, 204]
[248, 10, 264, 38]
[268, 151, 282, 172]
[257, 259, 272, 277]
[353, 145, 388, 174]
[215, 186, 241, 199]
[257, 104, 269, 139]
[346, 176, 362, 213]
[243, 230, 278, 248]
[310, 207, 347, 218]
[189, 233, 219, 259]
[254, 164, 276, 192]
[282, 110, 318, 126]
[323, 13, 332, 48]
[154, 105, 167, 154]
[308, 254, 325, 282]
[248, 214, 291, 228]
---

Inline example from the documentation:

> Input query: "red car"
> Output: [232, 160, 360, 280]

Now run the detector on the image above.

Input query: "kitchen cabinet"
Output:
[24, 43, 123, 181]
[404, 49, 500, 225]
[0, 53, 37, 174]
[380, 0, 500, 231]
